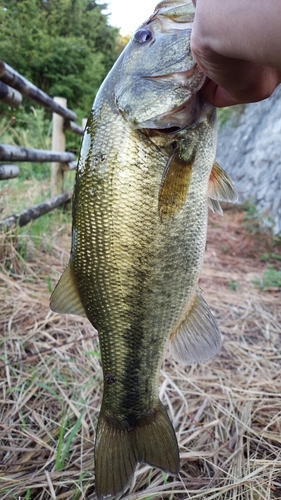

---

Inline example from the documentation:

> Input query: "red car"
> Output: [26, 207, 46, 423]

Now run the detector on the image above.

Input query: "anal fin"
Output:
[50, 264, 86, 317]
[170, 291, 221, 365]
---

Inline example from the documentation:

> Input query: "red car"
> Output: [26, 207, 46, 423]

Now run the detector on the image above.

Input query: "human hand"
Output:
[191, 0, 281, 107]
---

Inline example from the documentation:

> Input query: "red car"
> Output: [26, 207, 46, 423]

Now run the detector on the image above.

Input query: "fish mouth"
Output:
[140, 94, 214, 138]
[137, 93, 198, 132]
[123, 67, 205, 132]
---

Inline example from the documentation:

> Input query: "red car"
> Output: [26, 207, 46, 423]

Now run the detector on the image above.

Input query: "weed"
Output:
[253, 266, 281, 289]
[25, 490, 31, 500]
[260, 252, 281, 262]
[45, 275, 53, 293]
[218, 104, 245, 128]
[228, 280, 239, 291]
[0, 108, 52, 180]
[218, 107, 233, 127]
[72, 473, 91, 500]
[221, 244, 229, 253]
[35, 382, 60, 400]
[19, 410, 27, 430]
[55, 413, 84, 471]
[161, 471, 168, 483]
[84, 349, 101, 359]
[241, 200, 276, 237]
[55, 416, 68, 471]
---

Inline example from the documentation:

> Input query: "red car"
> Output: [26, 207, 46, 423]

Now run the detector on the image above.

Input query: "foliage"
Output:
[218, 104, 246, 128]
[0, 108, 52, 179]
[260, 252, 281, 262]
[217, 107, 233, 127]
[0, 0, 120, 114]
[240, 200, 275, 236]
[253, 265, 281, 289]
[228, 280, 239, 291]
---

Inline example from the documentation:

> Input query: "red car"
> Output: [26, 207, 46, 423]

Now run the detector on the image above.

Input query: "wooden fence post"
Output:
[51, 97, 66, 197]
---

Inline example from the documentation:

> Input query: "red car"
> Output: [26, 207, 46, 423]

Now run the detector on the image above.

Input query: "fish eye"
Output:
[133, 29, 153, 44]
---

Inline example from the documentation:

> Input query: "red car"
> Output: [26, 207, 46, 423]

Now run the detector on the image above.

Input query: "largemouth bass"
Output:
[50, 1, 237, 498]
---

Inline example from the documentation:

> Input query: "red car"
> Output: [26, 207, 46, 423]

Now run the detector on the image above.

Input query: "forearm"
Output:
[192, 0, 281, 69]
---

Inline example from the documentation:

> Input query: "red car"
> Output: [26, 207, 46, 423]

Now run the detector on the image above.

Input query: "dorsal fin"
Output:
[208, 197, 223, 215]
[156, 1, 195, 23]
[50, 264, 87, 317]
[158, 148, 193, 221]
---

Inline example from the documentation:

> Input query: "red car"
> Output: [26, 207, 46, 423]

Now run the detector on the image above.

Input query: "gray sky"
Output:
[104, 0, 156, 35]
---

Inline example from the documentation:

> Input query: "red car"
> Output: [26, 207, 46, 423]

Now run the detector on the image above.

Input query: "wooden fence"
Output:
[0, 61, 86, 231]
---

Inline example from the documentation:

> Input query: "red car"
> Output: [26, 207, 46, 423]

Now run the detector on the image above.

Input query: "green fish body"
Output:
[50, 1, 237, 498]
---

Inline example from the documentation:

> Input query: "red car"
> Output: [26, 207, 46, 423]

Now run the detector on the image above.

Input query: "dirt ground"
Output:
[0, 204, 281, 499]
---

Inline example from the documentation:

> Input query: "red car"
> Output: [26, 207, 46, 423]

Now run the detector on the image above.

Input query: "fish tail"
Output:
[95, 401, 180, 500]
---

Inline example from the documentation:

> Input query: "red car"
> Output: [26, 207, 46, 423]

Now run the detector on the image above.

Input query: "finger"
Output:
[199, 79, 242, 107]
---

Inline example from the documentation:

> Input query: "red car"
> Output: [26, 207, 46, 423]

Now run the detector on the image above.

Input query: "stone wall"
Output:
[216, 86, 281, 233]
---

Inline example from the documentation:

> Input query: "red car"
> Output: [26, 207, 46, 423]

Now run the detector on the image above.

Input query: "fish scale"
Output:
[50, 1, 237, 498]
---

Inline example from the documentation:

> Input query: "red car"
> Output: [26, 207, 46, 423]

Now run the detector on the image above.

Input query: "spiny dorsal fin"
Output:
[50, 264, 87, 317]
[158, 148, 193, 221]
[156, 1, 195, 23]
[208, 161, 238, 204]
[170, 290, 221, 365]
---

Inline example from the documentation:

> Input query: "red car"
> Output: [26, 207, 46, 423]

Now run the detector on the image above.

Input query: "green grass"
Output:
[217, 104, 245, 128]
[0, 108, 52, 180]
[253, 266, 281, 289]
[260, 252, 281, 262]
[228, 280, 239, 291]
[0, 105, 76, 248]
[25, 490, 31, 500]
[0, 107, 82, 180]
[218, 107, 233, 127]
[55, 413, 85, 471]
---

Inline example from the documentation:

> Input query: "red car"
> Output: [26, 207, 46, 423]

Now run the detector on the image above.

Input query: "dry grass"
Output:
[0, 206, 281, 500]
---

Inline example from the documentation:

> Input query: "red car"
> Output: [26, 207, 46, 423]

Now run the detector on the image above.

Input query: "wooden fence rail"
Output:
[0, 60, 86, 231]
[0, 144, 75, 163]
[0, 61, 76, 122]
[0, 81, 22, 107]
[0, 165, 19, 180]
[0, 193, 72, 230]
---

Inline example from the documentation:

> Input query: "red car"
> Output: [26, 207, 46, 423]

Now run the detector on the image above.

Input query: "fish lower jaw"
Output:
[137, 94, 197, 132]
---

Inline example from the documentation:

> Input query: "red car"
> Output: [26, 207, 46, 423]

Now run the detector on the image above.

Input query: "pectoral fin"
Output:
[208, 161, 238, 214]
[50, 264, 86, 317]
[170, 291, 221, 365]
[158, 149, 193, 220]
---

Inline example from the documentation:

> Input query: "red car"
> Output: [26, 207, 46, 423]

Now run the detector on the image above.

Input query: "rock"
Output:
[217, 86, 281, 233]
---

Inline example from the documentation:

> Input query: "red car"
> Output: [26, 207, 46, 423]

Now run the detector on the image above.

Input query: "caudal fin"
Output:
[95, 402, 180, 500]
